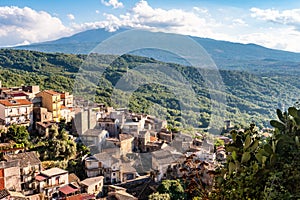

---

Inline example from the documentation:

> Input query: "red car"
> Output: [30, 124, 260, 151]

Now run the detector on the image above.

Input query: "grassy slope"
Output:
[0, 49, 298, 129]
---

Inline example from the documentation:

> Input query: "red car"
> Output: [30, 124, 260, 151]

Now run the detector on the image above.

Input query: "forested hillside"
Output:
[0, 49, 298, 129]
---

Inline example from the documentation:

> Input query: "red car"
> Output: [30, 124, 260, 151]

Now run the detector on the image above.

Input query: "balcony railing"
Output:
[43, 180, 65, 189]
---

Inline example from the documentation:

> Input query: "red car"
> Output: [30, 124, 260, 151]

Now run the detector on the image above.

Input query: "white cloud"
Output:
[232, 19, 247, 26]
[2, 3, 300, 52]
[99, 0, 219, 36]
[0, 6, 73, 46]
[94, 1, 300, 52]
[96, 10, 100, 14]
[70, 21, 107, 31]
[67, 13, 75, 20]
[101, 0, 123, 9]
[250, 7, 300, 27]
[247, 7, 300, 51]
[236, 27, 300, 52]
[193, 7, 208, 14]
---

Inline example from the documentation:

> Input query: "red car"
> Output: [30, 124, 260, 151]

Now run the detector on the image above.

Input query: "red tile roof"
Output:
[0, 99, 32, 107]
[43, 90, 61, 96]
[59, 185, 79, 195]
[5, 92, 28, 97]
[150, 136, 157, 142]
[35, 174, 47, 181]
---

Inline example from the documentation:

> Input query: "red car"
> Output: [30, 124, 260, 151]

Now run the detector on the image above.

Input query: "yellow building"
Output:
[36, 90, 62, 122]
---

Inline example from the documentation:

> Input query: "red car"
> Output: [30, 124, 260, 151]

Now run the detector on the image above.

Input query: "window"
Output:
[113, 172, 115, 176]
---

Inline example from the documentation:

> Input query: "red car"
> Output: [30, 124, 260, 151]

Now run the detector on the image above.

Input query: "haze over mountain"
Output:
[14, 28, 300, 70]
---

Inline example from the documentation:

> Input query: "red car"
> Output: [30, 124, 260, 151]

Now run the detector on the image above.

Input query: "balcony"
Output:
[43, 180, 66, 189]
[7, 113, 29, 117]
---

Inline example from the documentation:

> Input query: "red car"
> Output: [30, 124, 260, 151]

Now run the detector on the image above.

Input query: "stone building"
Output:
[60, 92, 73, 108]
[151, 149, 184, 181]
[35, 167, 69, 198]
[0, 160, 21, 191]
[0, 152, 41, 195]
[35, 121, 56, 137]
[80, 176, 104, 197]
[33, 107, 53, 123]
[73, 108, 98, 135]
[122, 121, 141, 137]
[98, 118, 119, 137]
[158, 129, 173, 143]
[85, 152, 120, 184]
[137, 130, 150, 152]
[79, 129, 109, 153]
[119, 134, 134, 155]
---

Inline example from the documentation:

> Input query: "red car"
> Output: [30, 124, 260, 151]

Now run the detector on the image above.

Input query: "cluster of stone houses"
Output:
[0, 81, 231, 199]
[72, 103, 223, 186]
[0, 82, 74, 132]
[0, 150, 105, 200]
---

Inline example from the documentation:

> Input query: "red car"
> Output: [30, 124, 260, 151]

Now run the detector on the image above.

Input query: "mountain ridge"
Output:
[12, 28, 300, 68]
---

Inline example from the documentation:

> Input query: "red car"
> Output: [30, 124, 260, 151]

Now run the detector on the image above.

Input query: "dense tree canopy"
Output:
[1, 49, 300, 129]
[157, 179, 185, 200]
[4, 124, 30, 147]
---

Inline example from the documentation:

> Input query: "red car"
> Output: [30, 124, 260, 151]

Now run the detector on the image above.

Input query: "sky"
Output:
[1, 0, 300, 52]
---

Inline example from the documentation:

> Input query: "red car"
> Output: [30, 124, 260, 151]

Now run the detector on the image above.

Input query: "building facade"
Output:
[0, 99, 33, 126]
[36, 90, 63, 122]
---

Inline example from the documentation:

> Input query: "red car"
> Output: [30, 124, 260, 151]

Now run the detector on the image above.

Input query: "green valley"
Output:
[0, 49, 298, 130]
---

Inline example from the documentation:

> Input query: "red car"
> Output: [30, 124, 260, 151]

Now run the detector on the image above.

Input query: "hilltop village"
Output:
[0, 82, 233, 200]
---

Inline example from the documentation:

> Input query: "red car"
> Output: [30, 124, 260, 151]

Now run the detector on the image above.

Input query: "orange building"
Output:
[36, 90, 63, 122]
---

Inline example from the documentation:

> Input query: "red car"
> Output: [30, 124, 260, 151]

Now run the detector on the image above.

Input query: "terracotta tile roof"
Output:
[120, 162, 136, 173]
[59, 184, 79, 195]
[150, 136, 157, 142]
[3, 151, 41, 168]
[0, 189, 10, 199]
[42, 90, 61, 96]
[4, 91, 28, 97]
[93, 152, 120, 165]
[35, 174, 47, 181]
[152, 150, 183, 165]
[80, 176, 104, 187]
[0, 99, 32, 107]
[69, 173, 80, 183]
